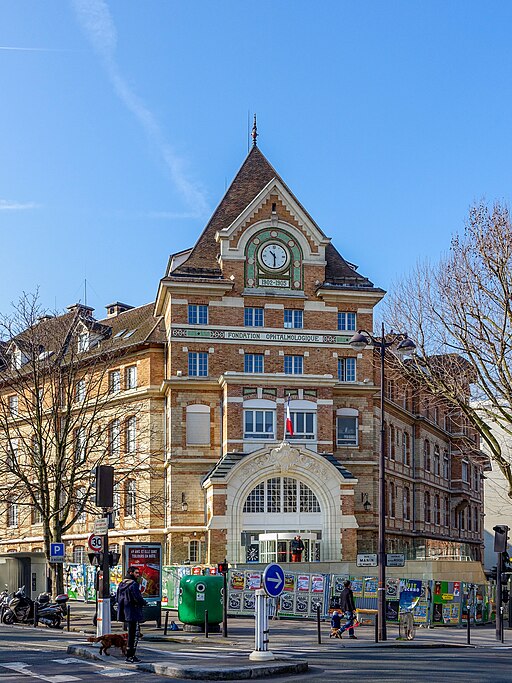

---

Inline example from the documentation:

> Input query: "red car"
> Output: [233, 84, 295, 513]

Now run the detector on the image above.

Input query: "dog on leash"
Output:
[87, 633, 128, 656]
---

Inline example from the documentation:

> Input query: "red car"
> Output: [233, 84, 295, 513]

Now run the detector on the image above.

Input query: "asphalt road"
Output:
[0, 622, 510, 682]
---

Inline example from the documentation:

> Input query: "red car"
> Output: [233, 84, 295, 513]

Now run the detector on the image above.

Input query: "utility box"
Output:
[178, 575, 223, 631]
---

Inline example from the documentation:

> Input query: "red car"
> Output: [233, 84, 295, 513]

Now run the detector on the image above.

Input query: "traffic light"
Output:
[108, 551, 121, 567]
[503, 551, 512, 571]
[217, 561, 229, 575]
[88, 552, 103, 566]
[493, 525, 509, 552]
[95, 465, 114, 508]
[502, 588, 510, 604]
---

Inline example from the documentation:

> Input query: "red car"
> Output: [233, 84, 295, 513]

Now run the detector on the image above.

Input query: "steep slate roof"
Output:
[96, 302, 165, 350]
[201, 449, 355, 484]
[168, 145, 378, 290]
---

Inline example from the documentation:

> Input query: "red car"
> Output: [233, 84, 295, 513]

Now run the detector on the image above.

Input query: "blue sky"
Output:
[1, 1, 512, 318]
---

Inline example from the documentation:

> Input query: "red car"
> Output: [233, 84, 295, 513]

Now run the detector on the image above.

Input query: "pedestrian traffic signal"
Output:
[217, 561, 229, 575]
[108, 551, 121, 567]
[502, 588, 510, 604]
[503, 551, 512, 571]
[88, 552, 103, 566]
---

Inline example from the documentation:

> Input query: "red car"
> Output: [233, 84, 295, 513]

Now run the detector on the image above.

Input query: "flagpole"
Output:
[283, 396, 287, 442]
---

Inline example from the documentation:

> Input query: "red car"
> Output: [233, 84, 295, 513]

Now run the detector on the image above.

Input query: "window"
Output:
[443, 451, 449, 480]
[337, 408, 359, 447]
[32, 435, 41, 465]
[74, 428, 86, 463]
[462, 459, 469, 482]
[434, 494, 440, 525]
[125, 480, 136, 517]
[73, 546, 85, 564]
[32, 495, 42, 525]
[112, 484, 121, 524]
[389, 424, 395, 460]
[188, 352, 208, 377]
[75, 487, 87, 523]
[403, 431, 410, 466]
[109, 419, 121, 457]
[7, 438, 18, 469]
[424, 491, 431, 523]
[244, 409, 275, 439]
[433, 446, 440, 476]
[338, 312, 356, 331]
[189, 540, 201, 563]
[109, 369, 121, 394]
[289, 412, 315, 440]
[473, 466, 480, 492]
[188, 304, 208, 325]
[403, 487, 411, 521]
[75, 379, 86, 403]
[244, 354, 264, 373]
[424, 440, 431, 472]
[243, 477, 320, 514]
[7, 498, 18, 527]
[474, 507, 479, 532]
[186, 404, 211, 445]
[12, 348, 23, 369]
[338, 357, 356, 382]
[77, 331, 89, 353]
[284, 355, 303, 374]
[284, 309, 303, 329]
[244, 307, 264, 327]
[126, 416, 136, 453]
[444, 497, 450, 527]
[8, 395, 18, 417]
[126, 365, 137, 390]
[389, 484, 396, 518]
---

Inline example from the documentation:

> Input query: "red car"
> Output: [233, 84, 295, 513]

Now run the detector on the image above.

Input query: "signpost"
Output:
[49, 543, 65, 563]
[94, 518, 109, 536]
[357, 553, 378, 567]
[250, 564, 285, 662]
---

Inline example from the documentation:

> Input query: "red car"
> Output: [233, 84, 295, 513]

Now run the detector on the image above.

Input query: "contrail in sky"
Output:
[0, 200, 39, 210]
[0, 46, 71, 51]
[72, 0, 209, 218]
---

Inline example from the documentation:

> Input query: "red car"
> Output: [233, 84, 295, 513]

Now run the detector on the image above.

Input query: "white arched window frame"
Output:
[243, 476, 321, 514]
[186, 404, 211, 445]
[336, 408, 359, 447]
[288, 399, 317, 441]
[243, 399, 276, 440]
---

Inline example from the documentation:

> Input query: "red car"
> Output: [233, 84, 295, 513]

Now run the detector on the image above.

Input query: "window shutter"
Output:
[186, 405, 210, 445]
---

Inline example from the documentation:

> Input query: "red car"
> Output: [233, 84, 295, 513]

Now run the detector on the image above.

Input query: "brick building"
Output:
[0, 140, 488, 571]
[155, 141, 488, 566]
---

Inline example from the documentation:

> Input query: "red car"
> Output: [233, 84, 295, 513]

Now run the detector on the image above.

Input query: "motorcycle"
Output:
[35, 592, 68, 629]
[1, 586, 33, 625]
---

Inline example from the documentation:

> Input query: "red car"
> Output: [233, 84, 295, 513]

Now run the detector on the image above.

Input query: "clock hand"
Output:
[271, 249, 276, 266]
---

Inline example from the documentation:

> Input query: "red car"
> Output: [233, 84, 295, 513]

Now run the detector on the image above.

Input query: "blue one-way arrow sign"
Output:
[262, 563, 285, 598]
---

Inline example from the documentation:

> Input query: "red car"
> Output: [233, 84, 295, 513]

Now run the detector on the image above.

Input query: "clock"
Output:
[260, 243, 288, 270]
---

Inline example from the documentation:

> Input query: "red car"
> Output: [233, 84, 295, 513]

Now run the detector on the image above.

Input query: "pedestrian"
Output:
[330, 610, 342, 638]
[117, 566, 146, 663]
[291, 535, 305, 562]
[338, 579, 358, 639]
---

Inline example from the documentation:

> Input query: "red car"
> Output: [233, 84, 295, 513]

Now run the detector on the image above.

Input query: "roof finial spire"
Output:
[251, 114, 258, 147]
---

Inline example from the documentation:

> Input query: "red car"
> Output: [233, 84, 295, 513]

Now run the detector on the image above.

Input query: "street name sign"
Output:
[88, 534, 103, 552]
[94, 518, 109, 535]
[386, 553, 405, 567]
[262, 563, 285, 598]
[49, 542, 65, 563]
[356, 553, 378, 567]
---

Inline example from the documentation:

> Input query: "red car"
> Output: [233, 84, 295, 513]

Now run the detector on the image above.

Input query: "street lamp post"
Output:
[350, 323, 415, 642]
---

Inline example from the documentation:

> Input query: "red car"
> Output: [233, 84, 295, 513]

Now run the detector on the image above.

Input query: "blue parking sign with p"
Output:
[50, 542, 64, 558]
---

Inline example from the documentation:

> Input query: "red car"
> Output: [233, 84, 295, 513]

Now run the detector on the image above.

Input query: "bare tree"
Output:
[0, 293, 164, 594]
[383, 201, 512, 499]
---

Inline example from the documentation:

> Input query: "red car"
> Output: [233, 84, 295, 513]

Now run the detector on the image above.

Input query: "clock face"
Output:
[260, 243, 288, 270]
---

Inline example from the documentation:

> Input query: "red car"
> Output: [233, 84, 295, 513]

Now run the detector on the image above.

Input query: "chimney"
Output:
[67, 303, 95, 317]
[105, 302, 134, 318]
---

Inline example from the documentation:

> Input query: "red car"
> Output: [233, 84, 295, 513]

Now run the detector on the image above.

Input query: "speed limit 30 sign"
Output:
[88, 534, 103, 552]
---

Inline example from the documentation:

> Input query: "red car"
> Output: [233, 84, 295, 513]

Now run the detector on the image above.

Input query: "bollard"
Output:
[204, 609, 209, 638]
[67, 603, 71, 632]
[33, 602, 38, 628]
[249, 589, 274, 661]
[374, 613, 379, 643]
[317, 605, 321, 644]
[164, 610, 169, 636]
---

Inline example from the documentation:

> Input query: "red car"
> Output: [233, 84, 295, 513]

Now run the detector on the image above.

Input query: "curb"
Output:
[67, 644, 308, 680]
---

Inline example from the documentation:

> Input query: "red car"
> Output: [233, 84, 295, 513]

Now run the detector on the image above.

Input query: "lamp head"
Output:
[396, 337, 416, 356]
[349, 332, 369, 351]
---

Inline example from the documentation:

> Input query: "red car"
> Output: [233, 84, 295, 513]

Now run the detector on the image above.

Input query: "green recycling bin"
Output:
[178, 574, 223, 630]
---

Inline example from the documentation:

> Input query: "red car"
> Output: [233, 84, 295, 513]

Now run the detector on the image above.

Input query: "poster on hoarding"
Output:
[363, 577, 378, 598]
[297, 575, 310, 592]
[386, 578, 399, 599]
[284, 573, 295, 592]
[351, 579, 364, 598]
[124, 543, 162, 600]
[245, 572, 262, 590]
[333, 574, 350, 593]
[311, 575, 324, 593]
[230, 571, 245, 591]
[280, 592, 294, 613]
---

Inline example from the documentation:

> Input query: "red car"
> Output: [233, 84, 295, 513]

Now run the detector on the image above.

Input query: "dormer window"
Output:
[77, 330, 89, 353]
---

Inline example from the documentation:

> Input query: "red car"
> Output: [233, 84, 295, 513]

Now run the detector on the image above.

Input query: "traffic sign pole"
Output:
[97, 511, 111, 638]
[249, 589, 274, 662]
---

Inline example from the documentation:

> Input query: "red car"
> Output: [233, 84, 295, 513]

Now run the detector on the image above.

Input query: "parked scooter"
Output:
[35, 592, 69, 629]
[1, 586, 34, 624]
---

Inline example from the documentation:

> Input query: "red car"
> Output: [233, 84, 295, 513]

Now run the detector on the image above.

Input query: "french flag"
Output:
[285, 396, 294, 437]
